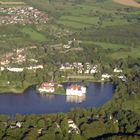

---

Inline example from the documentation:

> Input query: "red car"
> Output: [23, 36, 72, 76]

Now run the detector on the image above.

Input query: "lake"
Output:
[0, 83, 114, 115]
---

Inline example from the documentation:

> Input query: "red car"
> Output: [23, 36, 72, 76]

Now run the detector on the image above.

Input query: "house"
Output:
[77, 69, 83, 74]
[26, 65, 43, 70]
[90, 68, 97, 74]
[84, 69, 90, 74]
[63, 44, 71, 49]
[60, 63, 74, 71]
[85, 62, 91, 70]
[101, 73, 111, 81]
[68, 119, 80, 134]
[114, 68, 123, 73]
[10, 122, 22, 129]
[68, 40, 73, 45]
[0, 67, 5, 71]
[10, 123, 17, 129]
[90, 65, 98, 74]
[16, 122, 22, 128]
[102, 74, 111, 79]
[118, 75, 127, 82]
[38, 128, 43, 134]
[38, 83, 55, 93]
[7, 67, 24, 72]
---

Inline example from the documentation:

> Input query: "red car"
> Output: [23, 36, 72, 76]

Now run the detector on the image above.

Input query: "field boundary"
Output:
[112, 0, 140, 8]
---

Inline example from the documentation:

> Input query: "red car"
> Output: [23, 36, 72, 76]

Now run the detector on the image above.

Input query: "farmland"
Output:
[0, 0, 139, 59]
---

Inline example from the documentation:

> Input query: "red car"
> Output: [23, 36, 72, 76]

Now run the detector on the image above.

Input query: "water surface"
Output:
[0, 83, 114, 115]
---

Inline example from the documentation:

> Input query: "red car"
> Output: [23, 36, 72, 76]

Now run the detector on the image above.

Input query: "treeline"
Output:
[0, 109, 139, 139]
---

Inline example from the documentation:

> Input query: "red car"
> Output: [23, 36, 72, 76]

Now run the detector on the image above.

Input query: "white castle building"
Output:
[66, 85, 86, 96]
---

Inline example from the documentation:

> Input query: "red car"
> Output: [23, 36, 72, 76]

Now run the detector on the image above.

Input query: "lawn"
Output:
[57, 19, 93, 29]
[111, 47, 140, 59]
[82, 41, 128, 50]
[21, 27, 46, 42]
[60, 16, 99, 25]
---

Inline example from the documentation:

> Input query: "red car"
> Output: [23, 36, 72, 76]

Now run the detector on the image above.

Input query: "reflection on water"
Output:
[66, 94, 86, 103]
[39, 94, 55, 101]
[39, 93, 86, 103]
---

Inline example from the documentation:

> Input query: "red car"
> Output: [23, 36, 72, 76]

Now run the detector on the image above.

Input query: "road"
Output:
[0, 1, 25, 5]
[113, 0, 140, 8]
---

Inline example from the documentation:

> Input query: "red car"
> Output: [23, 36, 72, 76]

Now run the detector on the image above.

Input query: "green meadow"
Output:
[82, 41, 128, 50]
[21, 27, 46, 42]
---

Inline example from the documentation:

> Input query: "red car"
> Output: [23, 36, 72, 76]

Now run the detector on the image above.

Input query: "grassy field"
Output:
[82, 41, 128, 50]
[111, 47, 140, 59]
[24, 0, 138, 29]
[20, 27, 47, 42]
[82, 40, 140, 59]
[83, 41, 140, 58]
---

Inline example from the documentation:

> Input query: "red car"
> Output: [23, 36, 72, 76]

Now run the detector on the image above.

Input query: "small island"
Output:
[36, 82, 87, 96]
[37, 82, 65, 95]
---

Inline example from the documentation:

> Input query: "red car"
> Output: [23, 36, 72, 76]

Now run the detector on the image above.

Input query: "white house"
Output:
[26, 65, 43, 70]
[114, 68, 123, 73]
[102, 74, 111, 79]
[63, 44, 71, 49]
[16, 122, 22, 128]
[84, 69, 90, 74]
[7, 67, 24, 72]
[118, 75, 127, 82]
[60, 64, 74, 71]
[0, 67, 5, 71]
[68, 119, 80, 134]
[77, 69, 83, 74]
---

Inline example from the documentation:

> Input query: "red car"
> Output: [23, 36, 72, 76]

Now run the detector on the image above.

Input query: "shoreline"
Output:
[0, 79, 110, 94]
[0, 84, 32, 94]
[0, 87, 25, 94]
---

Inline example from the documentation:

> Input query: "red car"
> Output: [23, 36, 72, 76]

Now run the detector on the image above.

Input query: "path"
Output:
[113, 0, 140, 8]
[67, 75, 94, 80]
[0, 1, 25, 5]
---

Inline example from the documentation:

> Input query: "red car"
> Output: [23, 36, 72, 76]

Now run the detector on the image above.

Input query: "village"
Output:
[0, 47, 44, 72]
[0, 47, 126, 80]
[0, 45, 126, 96]
[0, 6, 48, 25]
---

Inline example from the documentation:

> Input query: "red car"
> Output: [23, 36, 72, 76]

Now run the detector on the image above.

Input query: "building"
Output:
[102, 74, 111, 78]
[68, 119, 80, 134]
[66, 85, 86, 96]
[7, 67, 24, 72]
[38, 83, 55, 93]
[114, 68, 123, 73]
[26, 65, 43, 70]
